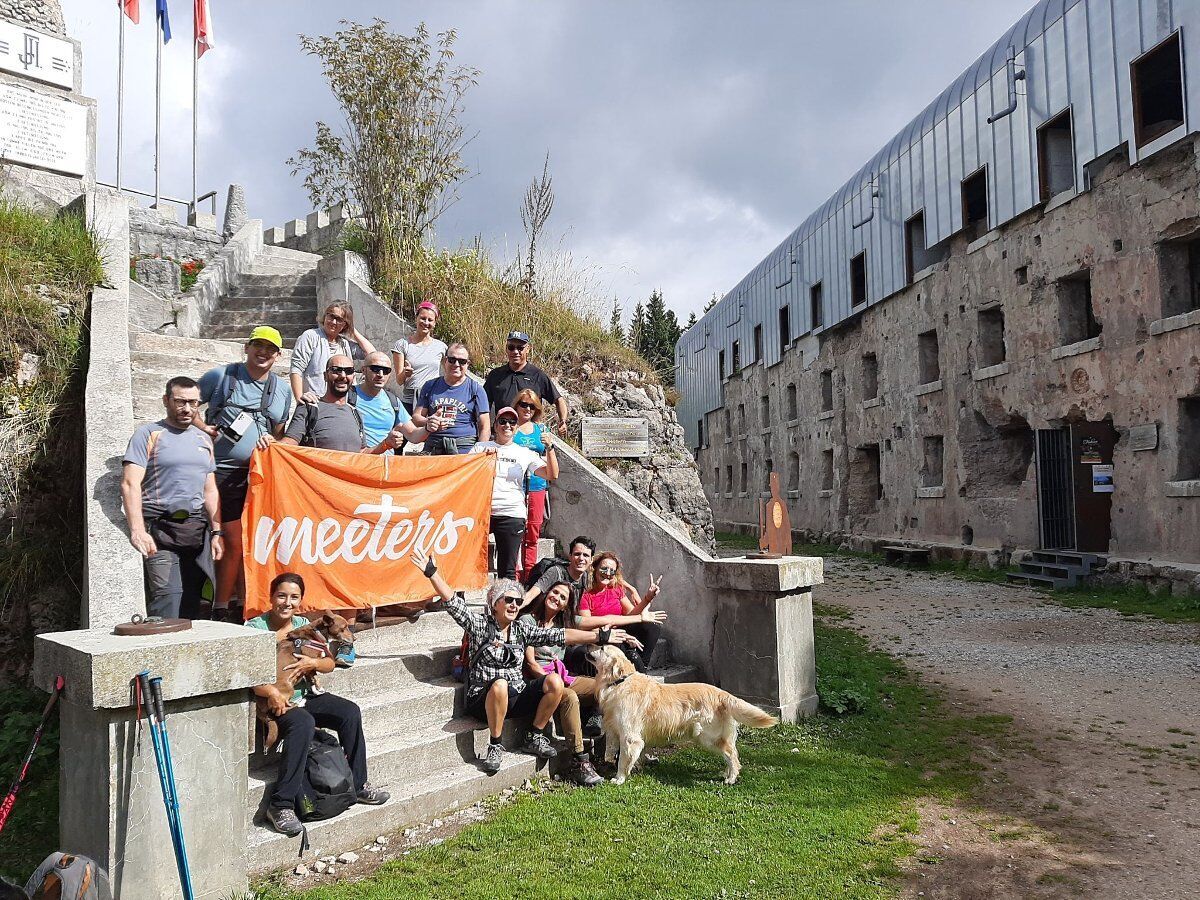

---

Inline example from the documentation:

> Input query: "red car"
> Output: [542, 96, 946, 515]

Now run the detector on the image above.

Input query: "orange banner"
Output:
[242, 444, 493, 617]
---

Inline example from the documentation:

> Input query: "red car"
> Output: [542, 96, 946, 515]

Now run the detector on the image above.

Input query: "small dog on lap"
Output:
[587, 644, 778, 785]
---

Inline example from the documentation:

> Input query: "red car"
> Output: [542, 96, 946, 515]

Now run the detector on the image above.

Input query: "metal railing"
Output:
[97, 182, 218, 218]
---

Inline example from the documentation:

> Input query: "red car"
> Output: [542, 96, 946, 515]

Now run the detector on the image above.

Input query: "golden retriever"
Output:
[586, 645, 778, 784]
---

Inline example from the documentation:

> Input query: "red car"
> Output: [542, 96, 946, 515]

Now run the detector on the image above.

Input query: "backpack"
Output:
[24, 852, 112, 900]
[300, 401, 366, 449]
[296, 730, 356, 822]
[204, 363, 284, 428]
[523, 556, 569, 592]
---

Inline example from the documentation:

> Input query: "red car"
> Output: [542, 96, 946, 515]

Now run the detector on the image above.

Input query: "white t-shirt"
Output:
[471, 441, 544, 519]
[392, 336, 448, 403]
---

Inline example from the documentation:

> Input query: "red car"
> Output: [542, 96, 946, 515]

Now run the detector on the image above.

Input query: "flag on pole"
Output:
[122, 0, 140, 24]
[194, 0, 214, 58]
[156, 0, 171, 42]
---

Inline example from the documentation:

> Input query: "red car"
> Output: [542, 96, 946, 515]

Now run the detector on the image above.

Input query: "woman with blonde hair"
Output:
[574, 551, 665, 672]
[391, 301, 447, 415]
[289, 302, 376, 405]
[511, 388, 552, 578]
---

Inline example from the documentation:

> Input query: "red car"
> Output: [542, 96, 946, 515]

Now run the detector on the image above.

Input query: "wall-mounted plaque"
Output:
[1128, 423, 1158, 452]
[0, 81, 87, 176]
[582, 417, 650, 458]
[0, 20, 75, 90]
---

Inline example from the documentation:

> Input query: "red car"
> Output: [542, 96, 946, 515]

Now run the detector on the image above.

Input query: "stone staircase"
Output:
[1005, 550, 1107, 589]
[125, 240, 699, 875]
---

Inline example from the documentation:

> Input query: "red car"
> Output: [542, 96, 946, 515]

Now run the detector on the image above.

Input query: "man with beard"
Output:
[282, 355, 404, 453]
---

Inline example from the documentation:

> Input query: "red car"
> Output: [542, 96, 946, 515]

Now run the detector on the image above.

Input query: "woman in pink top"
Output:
[575, 551, 666, 672]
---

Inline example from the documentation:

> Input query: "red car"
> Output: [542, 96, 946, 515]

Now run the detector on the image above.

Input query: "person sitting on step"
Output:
[569, 551, 666, 673]
[409, 547, 642, 778]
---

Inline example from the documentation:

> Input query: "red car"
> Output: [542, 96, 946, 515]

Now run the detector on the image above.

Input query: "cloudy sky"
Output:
[60, 0, 1032, 321]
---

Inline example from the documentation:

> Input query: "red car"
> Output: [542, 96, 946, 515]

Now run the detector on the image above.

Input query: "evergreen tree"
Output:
[703, 293, 719, 313]
[641, 290, 684, 386]
[628, 302, 646, 356]
[685, 312, 697, 330]
[609, 301, 625, 343]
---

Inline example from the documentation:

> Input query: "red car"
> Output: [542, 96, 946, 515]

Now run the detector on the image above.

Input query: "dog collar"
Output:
[610, 674, 631, 687]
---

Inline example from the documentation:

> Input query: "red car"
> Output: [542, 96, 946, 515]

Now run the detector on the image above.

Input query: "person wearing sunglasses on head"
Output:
[281, 356, 413, 454]
[472, 406, 558, 579]
[409, 547, 642, 777]
[412, 342, 491, 455]
[289, 303, 376, 407]
[483, 331, 569, 436]
[349, 351, 430, 455]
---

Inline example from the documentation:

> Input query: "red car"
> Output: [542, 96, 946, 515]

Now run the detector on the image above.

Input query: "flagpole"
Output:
[117, 3, 125, 191]
[192, 29, 197, 216]
[154, 9, 161, 209]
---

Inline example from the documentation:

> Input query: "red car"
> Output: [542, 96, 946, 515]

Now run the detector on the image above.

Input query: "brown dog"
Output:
[587, 644, 779, 784]
[256, 613, 354, 751]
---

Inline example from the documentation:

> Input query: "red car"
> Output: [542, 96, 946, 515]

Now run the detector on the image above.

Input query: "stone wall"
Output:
[0, 0, 65, 35]
[264, 203, 358, 255]
[699, 135, 1200, 564]
[563, 366, 715, 554]
[129, 205, 225, 274]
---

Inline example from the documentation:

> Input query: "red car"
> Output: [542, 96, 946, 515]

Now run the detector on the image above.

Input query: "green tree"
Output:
[685, 312, 697, 331]
[703, 293, 719, 312]
[640, 290, 683, 385]
[628, 302, 646, 356]
[288, 20, 478, 302]
[609, 301, 625, 343]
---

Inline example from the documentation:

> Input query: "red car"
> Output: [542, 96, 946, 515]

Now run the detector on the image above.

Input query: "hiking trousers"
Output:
[270, 693, 368, 812]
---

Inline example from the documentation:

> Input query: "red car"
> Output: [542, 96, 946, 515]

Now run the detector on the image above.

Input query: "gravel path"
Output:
[815, 556, 1200, 899]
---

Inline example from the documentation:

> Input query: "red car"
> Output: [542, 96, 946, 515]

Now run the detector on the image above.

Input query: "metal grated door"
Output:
[1036, 428, 1075, 550]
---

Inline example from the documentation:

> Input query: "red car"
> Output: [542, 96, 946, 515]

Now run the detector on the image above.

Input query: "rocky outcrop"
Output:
[0, 0, 66, 35]
[563, 365, 715, 554]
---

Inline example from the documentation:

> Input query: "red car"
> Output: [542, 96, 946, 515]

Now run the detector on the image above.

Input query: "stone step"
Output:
[207, 309, 317, 330]
[222, 292, 318, 309]
[131, 331, 253, 361]
[233, 274, 317, 290]
[244, 263, 320, 277]
[202, 323, 309, 343]
[260, 245, 324, 265]
[130, 347, 291, 378]
[246, 748, 539, 876]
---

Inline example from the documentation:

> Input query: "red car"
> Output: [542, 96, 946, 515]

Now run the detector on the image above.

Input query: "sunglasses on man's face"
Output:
[328, 366, 355, 376]
[367, 364, 392, 374]
[446, 357, 469, 367]
[506, 343, 527, 352]
[497, 418, 518, 427]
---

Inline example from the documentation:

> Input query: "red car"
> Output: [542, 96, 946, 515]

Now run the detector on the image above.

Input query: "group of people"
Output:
[119, 302, 667, 835]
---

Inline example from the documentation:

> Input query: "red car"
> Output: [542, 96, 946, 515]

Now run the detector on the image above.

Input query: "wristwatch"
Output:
[211, 530, 225, 537]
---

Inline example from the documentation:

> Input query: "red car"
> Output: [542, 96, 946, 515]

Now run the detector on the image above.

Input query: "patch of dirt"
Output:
[819, 558, 1200, 899]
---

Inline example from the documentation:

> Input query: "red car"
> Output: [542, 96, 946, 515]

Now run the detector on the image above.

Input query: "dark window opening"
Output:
[810, 281, 824, 329]
[822, 449, 834, 491]
[1157, 237, 1200, 317]
[785, 383, 797, 420]
[1176, 397, 1200, 481]
[723, 408, 731, 435]
[697, 418, 704, 448]
[922, 435, 945, 488]
[725, 464, 733, 493]
[760, 393, 770, 426]
[850, 443, 882, 515]
[739, 461, 748, 493]
[961, 167, 989, 240]
[850, 252, 868, 306]
[1037, 109, 1075, 201]
[788, 452, 800, 492]
[753, 324, 763, 364]
[821, 370, 834, 412]
[961, 525, 974, 545]
[713, 467, 720, 491]
[918, 329, 940, 384]
[778, 305, 791, 352]
[731, 340, 741, 373]
[1132, 32, 1184, 148]
[1056, 270, 1102, 345]
[737, 403, 745, 430]
[861, 352, 878, 401]
[763, 460, 773, 494]
[977, 307, 1006, 367]
[718, 349, 726, 379]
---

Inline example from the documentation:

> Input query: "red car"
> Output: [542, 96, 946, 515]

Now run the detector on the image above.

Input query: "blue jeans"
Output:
[143, 546, 206, 619]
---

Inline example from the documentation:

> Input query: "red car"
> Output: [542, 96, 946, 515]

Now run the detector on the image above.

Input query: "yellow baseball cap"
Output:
[248, 326, 284, 349]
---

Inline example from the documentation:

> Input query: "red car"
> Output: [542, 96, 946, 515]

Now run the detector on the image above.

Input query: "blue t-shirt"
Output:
[512, 423, 548, 492]
[353, 386, 411, 450]
[122, 421, 215, 517]
[198, 364, 292, 471]
[416, 377, 488, 439]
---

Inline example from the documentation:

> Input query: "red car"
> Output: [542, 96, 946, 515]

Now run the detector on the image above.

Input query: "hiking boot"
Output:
[583, 711, 604, 738]
[266, 806, 303, 837]
[519, 730, 558, 759]
[355, 783, 389, 805]
[566, 755, 604, 787]
[481, 741, 504, 774]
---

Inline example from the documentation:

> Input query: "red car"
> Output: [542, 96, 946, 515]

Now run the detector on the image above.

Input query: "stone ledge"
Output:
[738, 491, 749, 498]
[1051, 335, 1102, 360]
[1043, 187, 1078, 213]
[1149, 308, 1200, 336]
[818, 409, 835, 420]
[762, 426, 774, 435]
[818, 489, 833, 498]
[966, 229, 1000, 254]
[862, 397, 881, 408]
[787, 418, 801, 428]
[914, 379, 943, 396]
[1164, 480, 1200, 498]
[704, 556, 824, 592]
[786, 490, 801, 499]
[911, 264, 937, 284]
[916, 486, 945, 499]
[33, 622, 275, 709]
[972, 361, 1010, 381]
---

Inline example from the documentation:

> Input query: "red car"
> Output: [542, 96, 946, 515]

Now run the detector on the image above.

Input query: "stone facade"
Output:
[565, 366, 716, 554]
[0, 0, 65, 35]
[129, 205, 225, 266]
[264, 203, 357, 255]
[698, 135, 1200, 565]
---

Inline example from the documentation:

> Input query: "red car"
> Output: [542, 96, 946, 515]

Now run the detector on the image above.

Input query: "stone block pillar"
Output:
[33, 622, 275, 900]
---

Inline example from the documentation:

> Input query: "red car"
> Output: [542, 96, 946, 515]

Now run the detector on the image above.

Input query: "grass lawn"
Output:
[260, 611, 1010, 900]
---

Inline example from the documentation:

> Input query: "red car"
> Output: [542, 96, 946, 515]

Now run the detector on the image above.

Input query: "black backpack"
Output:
[296, 730, 356, 822]
[523, 556, 569, 592]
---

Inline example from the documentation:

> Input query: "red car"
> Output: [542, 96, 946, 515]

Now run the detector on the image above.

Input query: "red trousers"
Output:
[520, 489, 547, 579]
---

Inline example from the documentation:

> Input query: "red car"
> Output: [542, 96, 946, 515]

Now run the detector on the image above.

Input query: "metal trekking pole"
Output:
[0, 674, 64, 836]
[149, 676, 195, 900]
[136, 672, 191, 900]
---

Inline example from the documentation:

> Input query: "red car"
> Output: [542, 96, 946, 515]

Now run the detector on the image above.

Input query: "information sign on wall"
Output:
[1128, 423, 1158, 452]
[0, 20, 74, 89]
[0, 81, 87, 176]
[582, 417, 650, 458]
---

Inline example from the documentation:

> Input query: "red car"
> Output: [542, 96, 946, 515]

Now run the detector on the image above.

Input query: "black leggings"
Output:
[270, 693, 367, 811]
[565, 621, 662, 674]
[490, 514, 525, 579]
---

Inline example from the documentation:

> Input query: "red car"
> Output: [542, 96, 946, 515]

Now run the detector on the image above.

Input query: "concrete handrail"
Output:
[317, 251, 412, 360]
[174, 218, 264, 337]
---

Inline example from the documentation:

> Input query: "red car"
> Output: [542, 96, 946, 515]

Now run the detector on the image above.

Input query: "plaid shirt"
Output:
[444, 593, 565, 701]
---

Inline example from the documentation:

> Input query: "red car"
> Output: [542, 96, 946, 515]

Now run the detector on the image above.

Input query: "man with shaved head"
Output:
[349, 351, 430, 453]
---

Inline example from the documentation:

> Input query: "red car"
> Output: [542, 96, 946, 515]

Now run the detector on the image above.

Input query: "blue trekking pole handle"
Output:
[136, 671, 185, 881]
[149, 677, 195, 900]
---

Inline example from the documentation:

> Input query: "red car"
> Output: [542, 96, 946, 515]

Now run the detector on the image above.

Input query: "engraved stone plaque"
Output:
[0, 81, 87, 176]
[1129, 423, 1158, 452]
[582, 417, 650, 458]
[0, 20, 75, 89]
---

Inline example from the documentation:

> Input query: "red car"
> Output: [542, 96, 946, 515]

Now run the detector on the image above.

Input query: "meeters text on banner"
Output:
[242, 444, 494, 616]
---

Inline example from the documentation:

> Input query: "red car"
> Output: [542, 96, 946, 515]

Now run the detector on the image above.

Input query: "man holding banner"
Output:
[282, 356, 412, 454]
